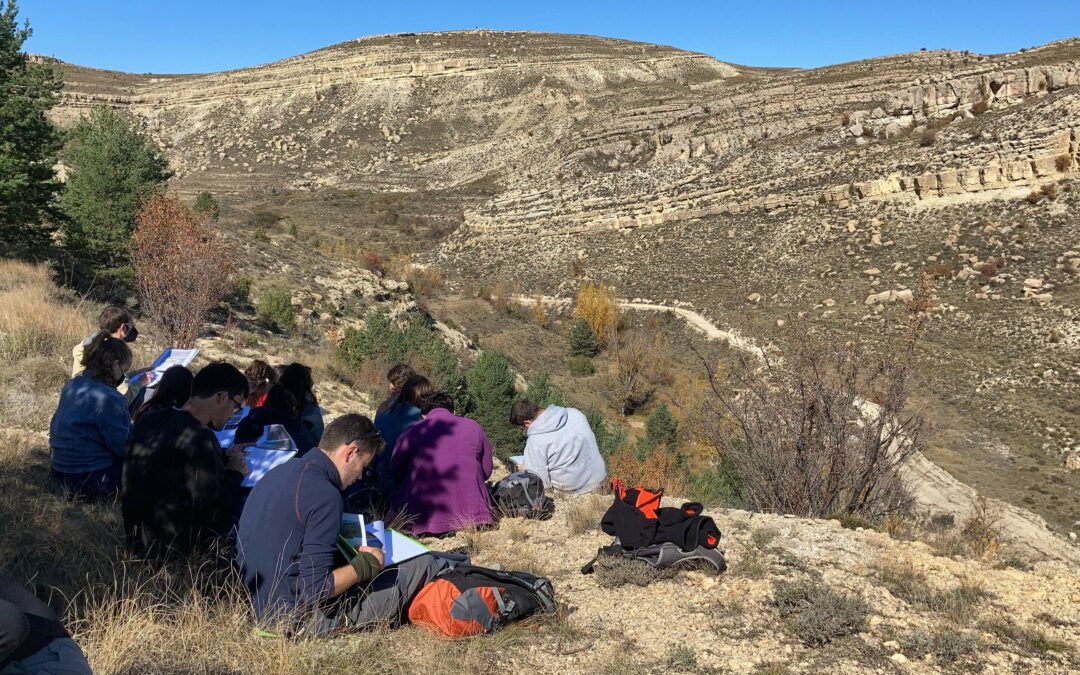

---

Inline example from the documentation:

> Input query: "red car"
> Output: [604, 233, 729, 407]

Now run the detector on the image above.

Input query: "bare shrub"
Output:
[132, 194, 234, 347]
[599, 325, 669, 416]
[361, 249, 386, 276]
[407, 265, 443, 299]
[607, 443, 684, 493]
[1055, 154, 1074, 172]
[919, 129, 938, 146]
[971, 99, 991, 115]
[697, 281, 932, 520]
[531, 295, 548, 328]
[1040, 183, 1060, 201]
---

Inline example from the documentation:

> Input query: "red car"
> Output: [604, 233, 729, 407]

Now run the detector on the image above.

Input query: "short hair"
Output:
[98, 306, 134, 334]
[191, 362, 249, 400]
[420, 392, 455, 415]
[386, 363, 416, 391]
[510, 399, 542, 427]
[81, 330, 132, 381]
[320, 413, 383, 456]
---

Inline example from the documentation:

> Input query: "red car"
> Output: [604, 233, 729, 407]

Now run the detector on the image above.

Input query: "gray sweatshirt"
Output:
[523, 406, 607, 494]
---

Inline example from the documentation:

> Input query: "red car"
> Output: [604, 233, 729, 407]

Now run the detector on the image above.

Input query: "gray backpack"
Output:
[489, 471, 555, 520]
[580, 539, 727, 575]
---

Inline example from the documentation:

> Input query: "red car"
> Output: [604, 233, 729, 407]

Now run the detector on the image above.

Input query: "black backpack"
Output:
[489, 471, 555, 520]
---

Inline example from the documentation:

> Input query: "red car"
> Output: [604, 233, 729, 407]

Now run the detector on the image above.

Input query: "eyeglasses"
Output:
[347, 431, 382, 444]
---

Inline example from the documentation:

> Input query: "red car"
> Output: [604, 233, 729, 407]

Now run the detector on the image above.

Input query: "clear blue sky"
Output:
[18, 0, 1080, 74]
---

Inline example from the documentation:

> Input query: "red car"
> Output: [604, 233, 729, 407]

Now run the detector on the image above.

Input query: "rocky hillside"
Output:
[47, 31, 1080, 537]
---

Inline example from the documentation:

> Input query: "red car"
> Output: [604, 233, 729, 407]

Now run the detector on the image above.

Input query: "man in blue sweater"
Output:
[236, 413, 451, 636]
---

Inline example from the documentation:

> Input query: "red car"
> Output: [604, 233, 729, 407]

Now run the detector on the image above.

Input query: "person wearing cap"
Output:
[236, 413, 451, 636]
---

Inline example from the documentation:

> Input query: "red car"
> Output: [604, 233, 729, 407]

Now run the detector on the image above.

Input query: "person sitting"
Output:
[375, 363, 415, 417]
[243, 359, 276, 408]
[372, 374, 431, 499]
[278, 363, 324, 446]
[122, 362, 250, 557]
[71, 306, 139, 396]
[0, 576, 91, 674]
[236, 414, 452, 636]
[234, 384, 318, 456]
[509, 399, 606, 494]
[389, 393, 495, 536]
[131, 365, 193, 423]
[49, 331, 132, 500]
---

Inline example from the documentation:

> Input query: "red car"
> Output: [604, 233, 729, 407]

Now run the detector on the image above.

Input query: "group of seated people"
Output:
[18, 304, 611, 654]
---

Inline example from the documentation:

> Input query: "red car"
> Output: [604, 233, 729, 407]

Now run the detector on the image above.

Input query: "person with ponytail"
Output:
[49, 331, 133, 499]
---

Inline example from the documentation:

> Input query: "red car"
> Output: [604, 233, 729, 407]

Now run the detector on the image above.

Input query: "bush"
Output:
[585, 406, 628, 459]
[593, 556, 680, 588]
[361, 250, 385, 275]
[905, 628, 981, 664]
[256, 287, 295, 332]
[698, 291, 931, 519]
[919, 129, 938, 146]
[569, 318, 600, 357]
[566, 355, 595, 377]
[599, 326, 669, 416]
[1055, 154, 1073, 172]
[132, 195, 234, 347]
[574, 282, 618, 346]
[524, 372, 566, 407]
[192, 191, 220, 220]
[227, 276, 252, 306]
[971, 99, 990, 115]
[62, 106, 171, 271]
[772, 579, 869, 646]
[250, 210, 280, 228]
[683, 462, 744, 508]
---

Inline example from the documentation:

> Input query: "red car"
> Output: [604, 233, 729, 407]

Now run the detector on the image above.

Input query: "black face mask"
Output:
[123, 325, 139, 343]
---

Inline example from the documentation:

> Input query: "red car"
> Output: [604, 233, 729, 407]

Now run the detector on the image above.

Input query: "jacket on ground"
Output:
[523, 406, 606, 494]
[49, 373, 130, 474]
[389, 408, 495, 535]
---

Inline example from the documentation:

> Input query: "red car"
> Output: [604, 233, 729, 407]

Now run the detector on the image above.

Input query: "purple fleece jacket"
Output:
[388, 408, 495, 535]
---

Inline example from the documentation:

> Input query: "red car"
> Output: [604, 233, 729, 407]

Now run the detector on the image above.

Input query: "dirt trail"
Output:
[528, 295, 1080, 565]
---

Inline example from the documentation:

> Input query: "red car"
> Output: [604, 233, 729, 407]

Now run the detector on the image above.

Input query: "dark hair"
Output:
[510, 399, 542, 427]
[279, 363, 317, 407]
[386, 363, 415, 391]
[81, 330, 132, 386]
[420, 391, 455, 415]
[393, 375, 433, 413]
[97, 306, 134, 334]
[273, 364, 287, 381]
[244, 359, 276, 407]
[261, 383, 301, 419]
[191, 362, 249, 400]
[133, 366, 193, 422]
[320, 413, 384, 456]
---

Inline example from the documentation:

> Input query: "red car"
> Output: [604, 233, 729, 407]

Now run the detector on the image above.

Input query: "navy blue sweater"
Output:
[236, 450, 343, 625]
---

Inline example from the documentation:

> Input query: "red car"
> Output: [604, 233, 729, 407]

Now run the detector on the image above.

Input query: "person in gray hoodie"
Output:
[510, 399, 607, 494]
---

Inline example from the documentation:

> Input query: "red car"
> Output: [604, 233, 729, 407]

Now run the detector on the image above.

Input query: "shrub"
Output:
[665, 644, 697, 670]
[971, 99, 990, 115]
[524, 372, 566, 407]
[905, 628, 981, 664]
[61, 106, 172, 272]
[874, 558, 991, 623]
[361, 250, 386, 275]
[569, 318, 600, 357]
[1055, 154, 1074, 172]
[585, 407, 628, 459]
[574, 282, 618, 346]
[407, 265, 443, 299]
[192, 191, 220, 220]
[1026, 189, 1043, 204]
[227, 276, 252, 306]
[682, 462, 744, 508]
[250, 210, 280, 228]
[599, 326, 668, 416]
[642, 403, 678, 451]
[919, 129, 938, 146]
[593, 556, 679, 588]
[566, 355, 595, 377]
[772, 579, 869, 646]
[1040, 183, 1059, 201]
[697, 286, 931, 520]
[531, 296, 548, 328]
[607, 442, 683, 493]
[286, 221, 298, 237]
[256, 286, 295, 332]
[979, 617, 1070, 655]
[131, 195, 234, 347]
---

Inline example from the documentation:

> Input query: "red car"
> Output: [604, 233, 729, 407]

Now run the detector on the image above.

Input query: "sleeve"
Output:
[522, 437, 551, 487]
[185, 431, 228, 525]
[97, 392, 132, 460]
[0, 597, 30, 664]
[295, 490, 342, 604]
[478, 427, 493, 480]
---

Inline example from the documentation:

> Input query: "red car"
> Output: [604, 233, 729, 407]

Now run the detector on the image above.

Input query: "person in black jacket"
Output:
[0, 576, 90, 673]
[122, 362, 250, 557]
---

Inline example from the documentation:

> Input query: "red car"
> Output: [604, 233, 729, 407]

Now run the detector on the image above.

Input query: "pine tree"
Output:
[465, 350, 520, 461]
[61, 106, 171, 272]
[0, 1, 63, 258]
[568, 318, 600, 357]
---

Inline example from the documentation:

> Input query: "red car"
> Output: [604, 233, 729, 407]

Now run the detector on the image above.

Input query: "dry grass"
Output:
[873, 557, 991, 624]
[565, 494, 608, 535]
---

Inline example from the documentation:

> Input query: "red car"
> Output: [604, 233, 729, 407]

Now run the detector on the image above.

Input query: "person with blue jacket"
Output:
[510, 399, 607, 494]
[49, 331, 132, 500]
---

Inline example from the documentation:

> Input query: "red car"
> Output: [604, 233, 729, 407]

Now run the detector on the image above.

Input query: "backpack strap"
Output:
[580, 544, 625, 575]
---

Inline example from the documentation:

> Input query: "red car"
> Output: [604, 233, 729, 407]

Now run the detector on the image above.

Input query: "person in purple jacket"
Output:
[389, 392, 495, 536]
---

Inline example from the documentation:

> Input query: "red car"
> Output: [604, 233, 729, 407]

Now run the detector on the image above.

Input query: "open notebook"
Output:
[339, 513, 430, 565]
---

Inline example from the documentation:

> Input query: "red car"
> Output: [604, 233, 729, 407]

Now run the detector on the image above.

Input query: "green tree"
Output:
[61, 106, 171, 270]
[637, 402, 679, 459]
[192, 191, 220, 220]
[584, 406, 627, 459]
[0, 1, 63, 258]
[256, 286, 295, 332]
[568, 318, 600, 357]
[524, 372, 566, 408]
[465, 350, 520, 461]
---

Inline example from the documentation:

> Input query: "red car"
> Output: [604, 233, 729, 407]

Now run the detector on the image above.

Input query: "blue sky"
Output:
[18, 1, 1080, 74]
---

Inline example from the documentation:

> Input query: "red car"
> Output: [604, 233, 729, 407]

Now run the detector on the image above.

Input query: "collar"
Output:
[308, 448, 342, 490]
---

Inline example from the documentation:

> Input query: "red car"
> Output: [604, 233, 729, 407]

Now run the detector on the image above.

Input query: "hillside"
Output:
[46, 31, 1079, 538]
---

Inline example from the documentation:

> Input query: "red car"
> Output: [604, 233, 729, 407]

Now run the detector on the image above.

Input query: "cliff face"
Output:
[51, 31, 1080, 535]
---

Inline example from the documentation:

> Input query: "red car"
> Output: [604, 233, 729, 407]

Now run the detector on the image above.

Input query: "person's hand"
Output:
[227, 446, 250, 475]
[355, 546, 385, 568]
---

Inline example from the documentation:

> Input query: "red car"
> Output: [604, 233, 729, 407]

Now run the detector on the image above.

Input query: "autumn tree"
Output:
[131, 194, 233, 346]
[574, 281, 618, 346]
